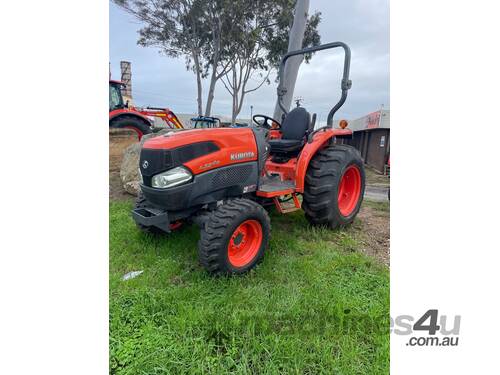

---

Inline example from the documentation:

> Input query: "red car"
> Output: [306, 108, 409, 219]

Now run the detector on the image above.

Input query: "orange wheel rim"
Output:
[227, 219, 263, 267]
[338, 165, 362, 217]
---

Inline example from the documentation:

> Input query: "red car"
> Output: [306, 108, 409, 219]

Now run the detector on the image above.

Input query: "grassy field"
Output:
[110, 200, 389, 374]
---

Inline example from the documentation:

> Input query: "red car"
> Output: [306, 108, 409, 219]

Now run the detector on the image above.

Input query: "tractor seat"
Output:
[268, 138, 303, 153]
[269, 107, 311, 155]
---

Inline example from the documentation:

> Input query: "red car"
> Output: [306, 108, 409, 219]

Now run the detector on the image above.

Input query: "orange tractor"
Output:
[109, 80, 183, 140]
[132, 42, 365, 274]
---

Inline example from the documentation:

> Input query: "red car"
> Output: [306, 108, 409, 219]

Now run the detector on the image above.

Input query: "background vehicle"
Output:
[190, 116, 221, 129]
[109, 80, 183, 140]
[132, 42, 365, 275]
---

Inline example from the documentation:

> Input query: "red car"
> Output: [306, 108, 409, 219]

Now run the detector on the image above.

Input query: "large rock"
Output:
[120, 128, 176, 196]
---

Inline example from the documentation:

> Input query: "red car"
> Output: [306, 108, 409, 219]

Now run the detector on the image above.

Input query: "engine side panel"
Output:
[142, 128, 258, 175]
[139, 142, 220, 185]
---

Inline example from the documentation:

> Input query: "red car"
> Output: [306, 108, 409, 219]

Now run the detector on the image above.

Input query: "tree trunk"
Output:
[204, 13, 223, 117]
[233, 91, 246, 125]
[231, 71, 238, 126]
[273, 0, 309, 121]
[192, 51, 203, 116]
[204, 66, 217, 116]
[231, 109, 237, 126]
[196, 71, 203, 116]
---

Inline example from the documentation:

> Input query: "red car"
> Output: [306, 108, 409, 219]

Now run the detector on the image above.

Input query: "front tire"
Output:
[198, 198, 270, 275]
[303, 144, 365, 228]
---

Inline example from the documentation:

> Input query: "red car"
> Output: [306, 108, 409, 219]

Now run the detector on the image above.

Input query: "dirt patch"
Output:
[109, 130, 137, 201]
[356, 203, 390, 266]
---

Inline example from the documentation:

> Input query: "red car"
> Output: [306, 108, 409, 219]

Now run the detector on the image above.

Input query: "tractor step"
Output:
[256, 176, 295, 198]
[273, 194, 301, 213]
[256, 175, 300, 213]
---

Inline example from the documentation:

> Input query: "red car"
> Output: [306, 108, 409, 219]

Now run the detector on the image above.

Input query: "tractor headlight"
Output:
[151, 166, 192, 189]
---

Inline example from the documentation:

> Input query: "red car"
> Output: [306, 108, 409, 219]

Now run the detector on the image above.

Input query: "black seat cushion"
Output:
[268, 139, 304, 153]
[269, 107, 311, 155]
[281, 107, 311, 140]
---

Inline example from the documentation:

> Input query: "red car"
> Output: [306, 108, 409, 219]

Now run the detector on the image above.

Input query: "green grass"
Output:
[110, 201, 389, 374]
[362, 200, 390, 214]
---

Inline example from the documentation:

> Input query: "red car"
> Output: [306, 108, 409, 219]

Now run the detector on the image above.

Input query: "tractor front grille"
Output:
[211, 164, 253, 188]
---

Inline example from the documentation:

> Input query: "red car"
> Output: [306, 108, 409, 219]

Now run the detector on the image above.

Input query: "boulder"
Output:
[119, 128, 175, 196]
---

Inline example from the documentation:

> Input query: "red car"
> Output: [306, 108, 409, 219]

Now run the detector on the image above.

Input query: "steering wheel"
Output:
[252, 114, 281, 130]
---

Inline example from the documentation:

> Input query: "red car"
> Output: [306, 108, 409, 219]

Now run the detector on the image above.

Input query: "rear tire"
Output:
[198, 198, 270, 275]
[110, 115, 152, 140]
[303, 144, 365, 228]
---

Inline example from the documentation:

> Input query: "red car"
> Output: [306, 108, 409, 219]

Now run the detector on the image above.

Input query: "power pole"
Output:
[273, 0, 310, 120]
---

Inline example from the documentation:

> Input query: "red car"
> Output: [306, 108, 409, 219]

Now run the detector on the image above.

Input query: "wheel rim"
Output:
[338, 165, 362, 217]
[227, 219, 263, 267]
[123, 126, 143, 141]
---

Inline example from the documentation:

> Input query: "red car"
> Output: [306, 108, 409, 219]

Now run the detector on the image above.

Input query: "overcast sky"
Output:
[110, 0, 389, 122]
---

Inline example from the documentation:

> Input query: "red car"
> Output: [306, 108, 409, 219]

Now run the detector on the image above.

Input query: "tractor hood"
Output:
[143, 127, 254, 150]
[140, 127, 258, 176]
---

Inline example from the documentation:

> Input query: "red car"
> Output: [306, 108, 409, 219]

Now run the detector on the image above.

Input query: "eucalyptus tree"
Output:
[114, 0, 226, 115]
[114, 0, 320, 120]
[218, 0, 321, 124]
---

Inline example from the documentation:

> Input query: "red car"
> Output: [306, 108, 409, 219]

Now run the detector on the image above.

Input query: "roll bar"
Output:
[277, 42, 352, 127]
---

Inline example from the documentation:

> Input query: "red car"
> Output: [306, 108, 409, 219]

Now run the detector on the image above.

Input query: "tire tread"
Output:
[198, 198, 270, 274]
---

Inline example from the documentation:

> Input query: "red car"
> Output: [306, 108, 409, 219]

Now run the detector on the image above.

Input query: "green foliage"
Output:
[263, 1, 322, 69]
[113, 1, 322, 116]
[115, 0, 320, 71]
[110, 200, 389, 374]
[114, 0, 210, 72]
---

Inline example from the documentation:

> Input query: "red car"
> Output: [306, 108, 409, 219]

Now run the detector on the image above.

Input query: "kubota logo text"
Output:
[230, 151, 255, 161]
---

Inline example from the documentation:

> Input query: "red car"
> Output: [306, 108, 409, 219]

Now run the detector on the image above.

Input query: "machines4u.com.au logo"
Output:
[391, 309, 461, 347]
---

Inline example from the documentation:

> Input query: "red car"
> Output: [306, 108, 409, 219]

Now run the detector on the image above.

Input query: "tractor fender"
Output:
[294, 128, 353, 192]
[109, 109, 153, 127]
